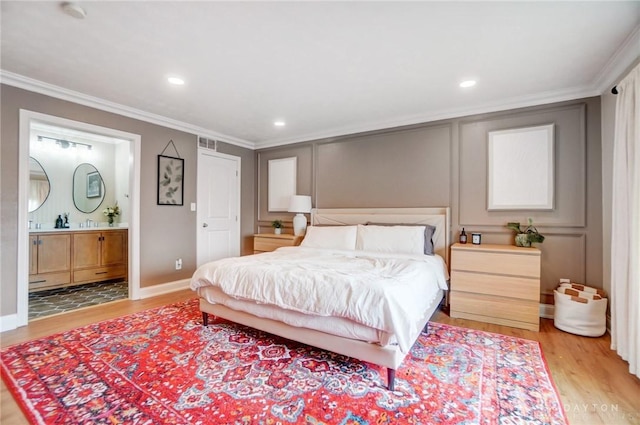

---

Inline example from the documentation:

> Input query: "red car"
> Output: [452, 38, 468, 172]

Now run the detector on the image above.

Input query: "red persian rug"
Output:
[1, 298, 567, 424]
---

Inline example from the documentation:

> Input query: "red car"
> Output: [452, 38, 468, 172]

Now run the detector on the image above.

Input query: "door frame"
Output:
[17, 110, 142, 327]
[197, 148, 241, 266]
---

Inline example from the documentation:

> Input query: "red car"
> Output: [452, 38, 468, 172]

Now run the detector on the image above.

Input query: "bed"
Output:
[190, 207, 450, 390]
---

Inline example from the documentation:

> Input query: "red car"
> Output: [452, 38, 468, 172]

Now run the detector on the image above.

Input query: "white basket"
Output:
[554, 285, 607, 337]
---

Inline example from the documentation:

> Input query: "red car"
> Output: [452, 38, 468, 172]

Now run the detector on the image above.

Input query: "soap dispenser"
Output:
[55, 215, 63, 229]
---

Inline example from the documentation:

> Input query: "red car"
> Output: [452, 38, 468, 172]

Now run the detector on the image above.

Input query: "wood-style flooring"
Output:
[2, 289, 639, 425]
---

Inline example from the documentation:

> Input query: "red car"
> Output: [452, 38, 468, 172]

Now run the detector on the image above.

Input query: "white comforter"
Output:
[190, 246, 449, 351]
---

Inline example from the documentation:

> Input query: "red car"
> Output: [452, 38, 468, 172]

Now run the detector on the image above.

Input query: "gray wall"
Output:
[257, 97, 603, 302]
[0, 84, 255, 317]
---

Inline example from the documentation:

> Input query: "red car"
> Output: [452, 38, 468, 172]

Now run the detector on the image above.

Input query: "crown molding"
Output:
[592, 24, 640, 94]
[0, 70, 256, 150]
[254, 85, 598, 149]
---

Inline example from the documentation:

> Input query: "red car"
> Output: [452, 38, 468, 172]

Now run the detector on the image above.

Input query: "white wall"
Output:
[29, 135, 124, 227]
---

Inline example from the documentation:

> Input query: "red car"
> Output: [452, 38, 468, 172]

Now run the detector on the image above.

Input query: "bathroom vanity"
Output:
[29, 227, 128, 292]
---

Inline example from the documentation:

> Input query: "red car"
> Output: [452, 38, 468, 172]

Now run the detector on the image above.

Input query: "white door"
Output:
[197, 150, 241, 266]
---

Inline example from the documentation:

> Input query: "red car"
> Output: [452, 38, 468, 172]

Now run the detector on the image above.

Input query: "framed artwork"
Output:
[487, 124, 555, 210]
[86, 171, 101, 198]
[268, 157, 297, 212]
[157, 155, 184, 206]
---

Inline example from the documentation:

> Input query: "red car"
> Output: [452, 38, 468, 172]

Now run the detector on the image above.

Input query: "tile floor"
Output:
[29, 280, 128, 320]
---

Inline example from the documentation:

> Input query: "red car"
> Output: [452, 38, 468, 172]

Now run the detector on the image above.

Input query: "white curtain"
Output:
[611, 62, 640, 378]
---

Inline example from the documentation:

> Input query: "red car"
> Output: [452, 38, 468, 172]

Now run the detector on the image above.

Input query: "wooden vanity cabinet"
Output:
[73, 229, 128, 284]
[29, 233, 72, 291]
[29, 229, 128, 292]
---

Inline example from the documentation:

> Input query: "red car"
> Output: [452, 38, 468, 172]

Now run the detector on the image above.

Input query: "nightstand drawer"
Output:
[253, 234, 302, 253]
[450, 292, 539, 330]
[450, 270, 539, 301]
[451, 249, 540, 278]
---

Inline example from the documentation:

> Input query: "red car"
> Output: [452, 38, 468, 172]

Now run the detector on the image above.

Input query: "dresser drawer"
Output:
[451, 248, 540, 278]
[73, 265, 127, 284]
[450, 270, 539, 301]
[450, 291, 539, 330]
[253, 234, 302, 252]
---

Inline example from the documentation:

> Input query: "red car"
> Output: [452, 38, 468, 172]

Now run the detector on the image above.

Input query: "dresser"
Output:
[449, 243, 541, 331]
[253, 233, 303, 253]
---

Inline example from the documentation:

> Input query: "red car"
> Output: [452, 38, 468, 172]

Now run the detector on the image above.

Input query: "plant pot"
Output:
[274, 228, 282, 235]
[515, 233, 531, 247]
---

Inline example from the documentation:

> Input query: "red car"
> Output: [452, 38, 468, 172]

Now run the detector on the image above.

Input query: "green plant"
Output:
[507, 218, 545, 246]
[271, 220, 283, 229]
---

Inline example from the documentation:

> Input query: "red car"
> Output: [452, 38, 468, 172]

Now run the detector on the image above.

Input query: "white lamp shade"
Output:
[289, 195, 311, 236]
[288, 195, 312, 213]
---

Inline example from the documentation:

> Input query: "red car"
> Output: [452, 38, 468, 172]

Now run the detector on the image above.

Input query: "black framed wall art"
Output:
[157, 155, 184, 206]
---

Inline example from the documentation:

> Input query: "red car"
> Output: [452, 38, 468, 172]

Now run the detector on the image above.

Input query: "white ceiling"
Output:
[2, 1, 639, 149]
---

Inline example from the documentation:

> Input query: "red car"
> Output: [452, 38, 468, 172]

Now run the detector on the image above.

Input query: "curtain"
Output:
[611, 62, 640, 378]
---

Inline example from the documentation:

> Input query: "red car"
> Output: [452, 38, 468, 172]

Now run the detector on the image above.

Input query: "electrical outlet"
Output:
[175, 258, 182, 270]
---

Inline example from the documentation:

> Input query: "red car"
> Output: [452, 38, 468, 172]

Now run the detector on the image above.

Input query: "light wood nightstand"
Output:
[253, 234, 303, 254]
[449, 243, 541, 331]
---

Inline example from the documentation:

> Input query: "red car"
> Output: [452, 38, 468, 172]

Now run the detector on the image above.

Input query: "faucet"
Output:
[86, 218, 93, 227]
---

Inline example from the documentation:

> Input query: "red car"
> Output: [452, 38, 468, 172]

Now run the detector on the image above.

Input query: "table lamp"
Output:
[288, 195, 312, 236]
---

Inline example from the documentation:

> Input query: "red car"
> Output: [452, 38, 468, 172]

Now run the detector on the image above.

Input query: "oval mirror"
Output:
[73, 163, 105, 213]
[28, 157, 51, 212]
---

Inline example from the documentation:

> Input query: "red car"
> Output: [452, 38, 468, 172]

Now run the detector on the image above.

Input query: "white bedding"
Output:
[196, 285, 396, 345]
[190, 246, 449, 352]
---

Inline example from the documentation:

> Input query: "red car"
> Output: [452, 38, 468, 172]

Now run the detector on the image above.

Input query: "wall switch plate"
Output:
[190, 203, 196, 212]
[175, 258, 182, 270]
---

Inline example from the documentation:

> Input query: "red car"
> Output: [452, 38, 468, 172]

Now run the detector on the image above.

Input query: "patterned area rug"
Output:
[1, 298, 567, 424]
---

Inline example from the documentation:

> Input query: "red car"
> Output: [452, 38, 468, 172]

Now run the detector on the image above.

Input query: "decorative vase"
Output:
[108, 216, 114, 227]
[274, 228, 281, 235]
[515, 233, 531, 247]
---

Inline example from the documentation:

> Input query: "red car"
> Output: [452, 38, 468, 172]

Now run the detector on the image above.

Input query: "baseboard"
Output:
[139, 278, 191, 299]
[540, 303, 554, 320]
[0, 313, 18, 332]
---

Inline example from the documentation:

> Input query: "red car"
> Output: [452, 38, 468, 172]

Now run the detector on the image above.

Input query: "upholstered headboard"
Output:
[311, 207, 451, 263]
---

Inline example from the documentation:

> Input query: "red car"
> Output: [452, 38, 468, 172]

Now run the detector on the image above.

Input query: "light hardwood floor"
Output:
[2, 290, 639, 425]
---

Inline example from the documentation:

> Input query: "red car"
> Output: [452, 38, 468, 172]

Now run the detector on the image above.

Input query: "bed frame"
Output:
[200, 207, 450, 391]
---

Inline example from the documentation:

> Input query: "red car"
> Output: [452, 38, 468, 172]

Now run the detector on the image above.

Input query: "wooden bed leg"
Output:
[387, 368, 396, 391]
[202, 311, 209, 326]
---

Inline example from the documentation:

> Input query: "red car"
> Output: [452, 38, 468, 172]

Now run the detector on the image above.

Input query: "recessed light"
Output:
[167, 76, 185, 85]
[274, 121, 286, 127]
[460, 80, 476, 88]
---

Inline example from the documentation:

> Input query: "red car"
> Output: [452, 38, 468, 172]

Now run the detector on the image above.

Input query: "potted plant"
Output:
[271, 220, 283, 235]
[507, 218, 545, 247]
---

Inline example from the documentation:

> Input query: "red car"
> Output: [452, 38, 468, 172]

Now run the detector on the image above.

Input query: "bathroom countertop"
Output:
[29, 224, 129, 233]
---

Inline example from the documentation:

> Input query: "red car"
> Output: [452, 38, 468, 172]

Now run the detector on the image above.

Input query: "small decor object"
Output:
[507, 218, 545, 247]
[157, 140, 184, 206]
[271, 220, 283, 235]
[55, 214, 63, 229]
[288, 195, 312, 236]
[459, 228, 467, 244]
[103, 202, 121, 227]
[471, 233, 481, 245]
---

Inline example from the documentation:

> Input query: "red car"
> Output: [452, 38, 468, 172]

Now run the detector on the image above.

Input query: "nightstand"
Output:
[253, 234, 303, 254]
[449, 243, 541, 331]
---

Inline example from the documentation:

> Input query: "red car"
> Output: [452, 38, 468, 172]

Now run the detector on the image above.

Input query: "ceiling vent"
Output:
[198, 136, 217, 151]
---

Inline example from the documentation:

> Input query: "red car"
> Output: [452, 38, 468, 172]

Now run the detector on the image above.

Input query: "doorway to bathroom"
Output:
[18, 110, 141, 325]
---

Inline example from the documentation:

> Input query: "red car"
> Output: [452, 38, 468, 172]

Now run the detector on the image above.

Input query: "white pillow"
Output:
[300, 226, 358, 250]
[356, 224, 425, 255]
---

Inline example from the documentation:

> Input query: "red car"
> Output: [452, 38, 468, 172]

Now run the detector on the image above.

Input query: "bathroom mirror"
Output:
[73, 163, 105, 213]
[28, 157, 51, 212]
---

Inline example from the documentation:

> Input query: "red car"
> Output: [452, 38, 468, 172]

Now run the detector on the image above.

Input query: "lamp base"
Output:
[292, 213, 307, 236]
